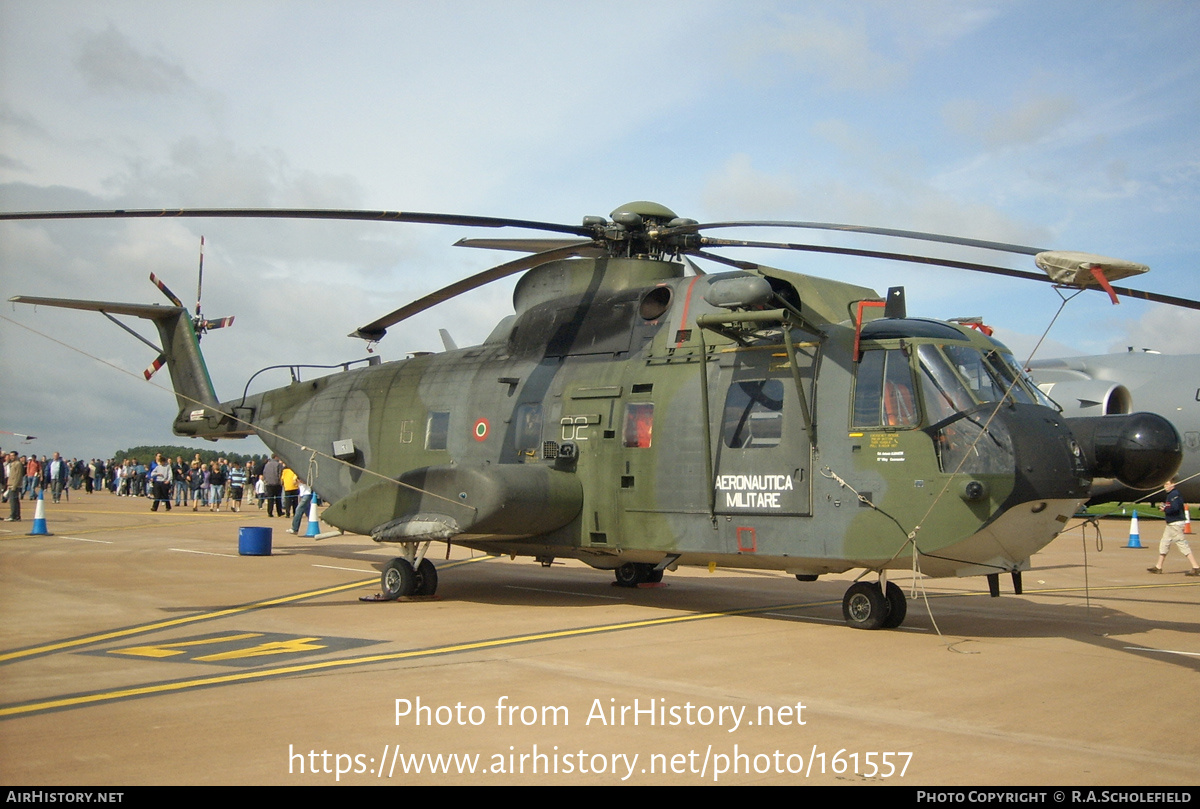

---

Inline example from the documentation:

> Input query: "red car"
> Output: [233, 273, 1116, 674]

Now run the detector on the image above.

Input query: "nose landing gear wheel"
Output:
[842, 581, 890, 630]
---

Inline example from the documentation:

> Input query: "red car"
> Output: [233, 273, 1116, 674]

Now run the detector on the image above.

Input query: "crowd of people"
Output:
[2, 450, 316, 534]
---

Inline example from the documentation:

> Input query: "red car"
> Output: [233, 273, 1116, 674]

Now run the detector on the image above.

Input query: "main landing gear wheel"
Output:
[414, 558, 438, 596]
[381, 557, 439, 599]
[842, 581, 891, 630]
[614, 562, 659, 587]
[881, 581, 907, 629]
[381, 558, 416, 600]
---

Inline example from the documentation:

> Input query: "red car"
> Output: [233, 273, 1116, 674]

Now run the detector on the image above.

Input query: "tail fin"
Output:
[9, 295, 248, 439]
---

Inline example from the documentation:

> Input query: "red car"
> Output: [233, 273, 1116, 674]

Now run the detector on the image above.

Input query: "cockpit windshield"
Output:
[987, 349, 1059, 410]
[918, 344, 1055, 411]
[854, 341, 1035, 474]
[855, 340, 1054, 434]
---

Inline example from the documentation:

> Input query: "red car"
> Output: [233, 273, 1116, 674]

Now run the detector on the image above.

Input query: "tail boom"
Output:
[9, 295, 250, 439]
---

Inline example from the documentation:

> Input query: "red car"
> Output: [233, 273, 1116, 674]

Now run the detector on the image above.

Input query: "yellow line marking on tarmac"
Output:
[0, 565, 1190, 718]
[114, 633, 265, 658]
[0, 600, 806, 718]
[0, 579, 376, 664]
[0, 556, 491, 665]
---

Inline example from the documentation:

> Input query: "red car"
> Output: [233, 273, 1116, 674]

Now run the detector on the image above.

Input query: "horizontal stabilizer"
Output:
[9, 295, 184, 320]
[10, 294, 225, 425]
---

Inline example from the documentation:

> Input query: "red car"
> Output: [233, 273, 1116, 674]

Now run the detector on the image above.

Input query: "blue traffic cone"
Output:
[304, 494, 321, 537]
[29, 490, 51, 536]
[1125, 510, 1142, 549]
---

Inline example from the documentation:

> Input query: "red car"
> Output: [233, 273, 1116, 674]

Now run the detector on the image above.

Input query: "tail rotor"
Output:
[143, 236, 234, 379]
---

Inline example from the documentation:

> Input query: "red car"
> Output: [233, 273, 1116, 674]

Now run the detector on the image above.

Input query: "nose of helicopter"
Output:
[996, 405, 1093, 504]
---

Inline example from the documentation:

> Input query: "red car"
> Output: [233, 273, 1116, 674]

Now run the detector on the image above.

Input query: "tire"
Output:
[645, 568, 663, 584]
[414, 558, 439, 596]
[881, 581, 907, 629]
[842, 581, 889, 630]
[614, 562, 649, 588]
[381, 558, 416, 600]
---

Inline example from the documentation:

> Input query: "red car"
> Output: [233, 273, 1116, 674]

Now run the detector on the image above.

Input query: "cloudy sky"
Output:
[2, 1, 1199, 461]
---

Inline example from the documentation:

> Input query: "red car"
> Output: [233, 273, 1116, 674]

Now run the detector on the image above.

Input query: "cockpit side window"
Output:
[853, 349, 919, 428]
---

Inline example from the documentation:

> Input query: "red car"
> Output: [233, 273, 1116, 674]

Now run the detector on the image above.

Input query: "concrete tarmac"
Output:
[0, 493, 1196, 785]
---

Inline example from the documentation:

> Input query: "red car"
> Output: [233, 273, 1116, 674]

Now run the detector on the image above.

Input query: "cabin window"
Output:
[853, 350, 918, 428]
[514, 403, 542, 451]
[623, 403, 654, 448]
[425, 411, 450, 450]
[722, 379, 784, 448]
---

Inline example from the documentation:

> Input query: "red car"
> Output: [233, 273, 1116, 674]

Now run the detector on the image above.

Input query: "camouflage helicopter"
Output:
[5, 202, 1190, 629]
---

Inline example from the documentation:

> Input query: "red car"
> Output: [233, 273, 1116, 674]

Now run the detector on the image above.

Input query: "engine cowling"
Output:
[1038, 380, 1131, 416]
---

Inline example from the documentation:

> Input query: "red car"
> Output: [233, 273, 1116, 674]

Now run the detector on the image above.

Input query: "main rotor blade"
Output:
[688, 249, 758, 270]
[695, 237, 1200, 310]
[677, 220, 1046, 256]
[0, 207, 592, 237]
[454, 237, 591, 254]
[351, 240, 600, 341]
[196, 235, 205, 320]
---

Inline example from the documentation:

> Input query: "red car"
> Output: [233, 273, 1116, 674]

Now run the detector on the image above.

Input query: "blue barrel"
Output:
[238, 526, 272, 556]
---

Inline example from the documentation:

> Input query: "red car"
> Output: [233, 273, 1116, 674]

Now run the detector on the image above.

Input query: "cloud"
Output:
[943, 93, 1080, 148]
[700, 154, 801, 217]
[74, 24, 193, 95]
[737, 9, 906, 92]
[1110, 306, 1200, 354]
[731, 2, 998, 93]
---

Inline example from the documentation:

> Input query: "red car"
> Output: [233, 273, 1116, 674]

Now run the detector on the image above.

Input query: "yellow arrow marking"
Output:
[194, 637, 326, 662]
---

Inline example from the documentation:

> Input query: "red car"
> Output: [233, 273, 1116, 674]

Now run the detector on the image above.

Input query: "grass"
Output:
[1082, 501, 1198, 520]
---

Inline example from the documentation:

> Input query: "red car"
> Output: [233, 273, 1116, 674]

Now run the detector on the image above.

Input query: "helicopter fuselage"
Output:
[224, 256, 1100, 587]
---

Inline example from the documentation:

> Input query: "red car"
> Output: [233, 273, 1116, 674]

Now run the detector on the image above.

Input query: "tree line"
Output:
[111, 445, 267, 466]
